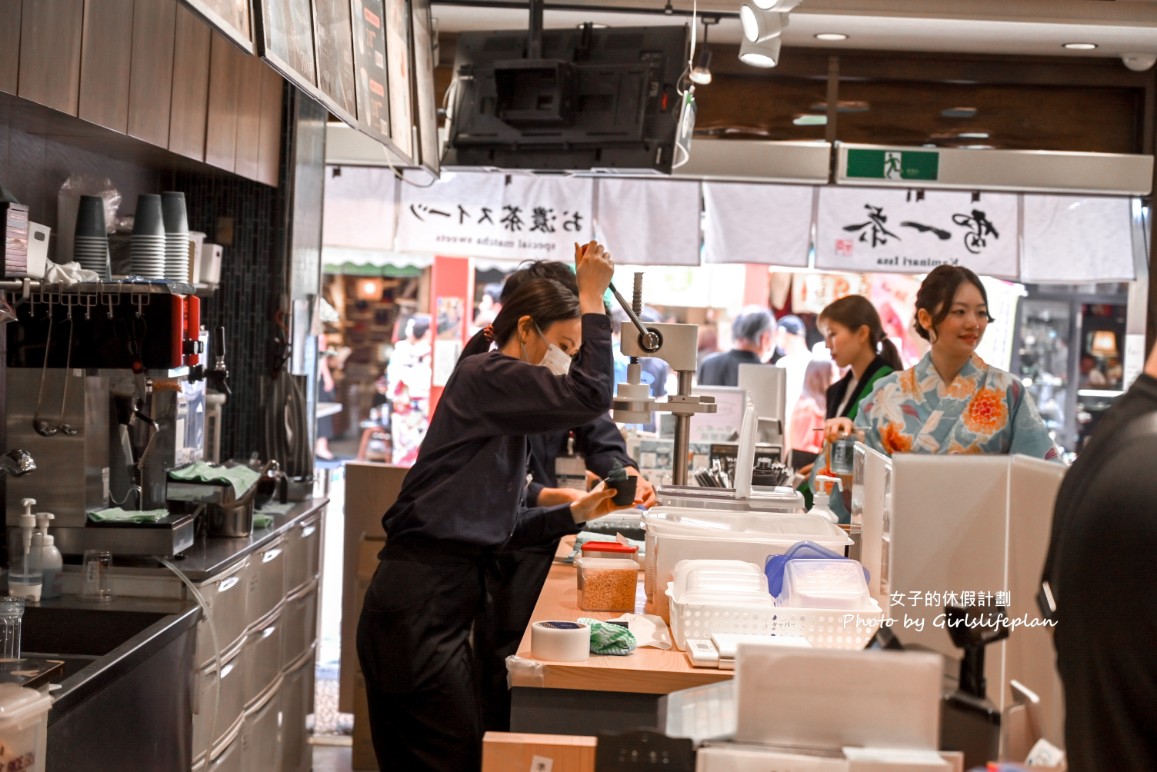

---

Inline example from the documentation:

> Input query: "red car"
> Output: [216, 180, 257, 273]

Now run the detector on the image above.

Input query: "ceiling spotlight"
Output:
[1063, 42, 1097, 50]
[740, 6, 788, 43]
[690, 49, 713, 85]
[739, 35, 782, 68]
[1121, 53, 1157, 71]
[690, 19, 716, 85]
[815, 33, 848, 42]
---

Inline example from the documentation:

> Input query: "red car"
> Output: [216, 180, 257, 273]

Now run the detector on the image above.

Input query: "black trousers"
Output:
[357, 545, 487, 772]
[476, 541, 559, 732]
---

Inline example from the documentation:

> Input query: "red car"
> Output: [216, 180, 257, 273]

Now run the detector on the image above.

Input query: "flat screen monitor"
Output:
[444, 25, 689, 173]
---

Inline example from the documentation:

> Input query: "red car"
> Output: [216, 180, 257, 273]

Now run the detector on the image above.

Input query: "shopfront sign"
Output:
[815, 187, 1019, 278]
[1021, 195, 1135, 282]
[701, 182, 812, 267]
[594, 178, 701, 266]
[845, 148, 939, 182]
[395, 171, 594, 260]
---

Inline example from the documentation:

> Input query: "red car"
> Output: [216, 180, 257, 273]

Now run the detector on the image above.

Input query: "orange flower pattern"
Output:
[962, 388, 1008, 436]
[854, 353, 1058, 460]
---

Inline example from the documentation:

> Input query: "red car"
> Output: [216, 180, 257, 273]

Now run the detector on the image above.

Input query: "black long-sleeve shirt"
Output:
[381, 314, 613, 549]
[524, 414, 636, 506]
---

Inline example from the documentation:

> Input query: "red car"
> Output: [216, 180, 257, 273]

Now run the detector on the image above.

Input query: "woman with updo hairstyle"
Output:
[357, 242, 622, 772]
[834, 265, 1058, 460]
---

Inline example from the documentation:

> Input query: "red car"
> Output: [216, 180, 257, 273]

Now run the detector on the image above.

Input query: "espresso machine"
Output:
[5, 284, 204, 556]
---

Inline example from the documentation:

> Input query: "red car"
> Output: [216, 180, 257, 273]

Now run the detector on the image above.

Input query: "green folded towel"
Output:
[89, 507, 169, 524]
[578, 617, 637, 656]
[252, 514, 274, 530]
[169, 461, 260, 499]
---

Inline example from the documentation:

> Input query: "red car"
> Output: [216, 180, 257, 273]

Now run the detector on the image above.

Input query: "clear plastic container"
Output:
[577, 557, 638, 612]
[0, 683, 52, 772]
[778, 559, 871, 610]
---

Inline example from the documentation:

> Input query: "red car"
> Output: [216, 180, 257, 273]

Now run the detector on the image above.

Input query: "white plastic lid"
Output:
[0, 683, 52, 724]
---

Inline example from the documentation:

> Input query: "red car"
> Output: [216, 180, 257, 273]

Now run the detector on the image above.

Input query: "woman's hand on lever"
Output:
[569, 482, 619, 524]
[574, 240, 615, 315]
[823, 417, 856, 445]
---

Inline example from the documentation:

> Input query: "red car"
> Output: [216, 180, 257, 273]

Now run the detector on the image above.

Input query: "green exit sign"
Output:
[846, 148, 940, 181]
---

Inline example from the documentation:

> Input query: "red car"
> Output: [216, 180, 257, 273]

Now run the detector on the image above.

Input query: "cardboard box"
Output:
[200, 242, 222, 284]
[482, 732, 596, 772]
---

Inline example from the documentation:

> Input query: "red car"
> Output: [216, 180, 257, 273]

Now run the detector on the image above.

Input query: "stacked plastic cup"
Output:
[161, 191, 190, 282]
[130, 194, 166, 279]
[73, 195, 110, 280]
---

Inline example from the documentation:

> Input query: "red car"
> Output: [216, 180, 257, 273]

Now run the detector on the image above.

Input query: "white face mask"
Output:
[521, 320, 573, 376]
[539, 343, 573, 376]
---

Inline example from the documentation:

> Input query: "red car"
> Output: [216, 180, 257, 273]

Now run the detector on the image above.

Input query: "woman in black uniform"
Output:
[356, 241, 620, 771]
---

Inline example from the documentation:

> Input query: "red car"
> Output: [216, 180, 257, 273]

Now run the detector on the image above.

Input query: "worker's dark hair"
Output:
[913, 265, 994, 342]
[500, 260, 578, 304]
[459, 278, 580, 360]
[819, 295, 903, 371]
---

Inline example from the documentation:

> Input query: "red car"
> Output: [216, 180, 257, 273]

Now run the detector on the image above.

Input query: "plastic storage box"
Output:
[779, 559, 872, 610]
[577, 557, 638, 612]
[0, 683, 52, 772]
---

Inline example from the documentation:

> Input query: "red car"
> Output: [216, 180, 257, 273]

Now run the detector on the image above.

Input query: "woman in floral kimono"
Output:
[834, 265, 1058, 460]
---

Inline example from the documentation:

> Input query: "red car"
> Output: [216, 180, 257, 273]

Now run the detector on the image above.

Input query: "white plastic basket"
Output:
[766, 600, 884, 650]
[666, 586, 883, 651]
[667, 587, 778, 650]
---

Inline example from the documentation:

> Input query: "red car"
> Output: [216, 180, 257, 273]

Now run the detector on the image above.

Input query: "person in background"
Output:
[357, 242, 620, 771]
[1042, 337, 1157, 770]
[473, 282, 502, 329]
[475, 259, 657, 734]
[799, 294, 904, 516]
[788, 359, 837, 468]
[820, 295, 904, 430]
[777, 314, 813, 440]
[837, 265, 1058, 460]
[315, 340, 339, 460]
[696, 305, 779, 387]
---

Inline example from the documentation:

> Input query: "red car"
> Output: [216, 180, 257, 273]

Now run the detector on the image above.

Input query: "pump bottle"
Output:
[808, 475, 842, 523]
[8, 499, 43, 601]
[34, 512, 62, 599]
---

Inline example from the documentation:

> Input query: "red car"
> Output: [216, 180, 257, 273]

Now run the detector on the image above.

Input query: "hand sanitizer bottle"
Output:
[8, 500, 42, 601]
[34, 512, 62, 600]
[807, 475, 843, 523]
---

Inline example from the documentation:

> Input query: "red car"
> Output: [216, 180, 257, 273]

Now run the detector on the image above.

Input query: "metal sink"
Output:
[18, 597, 200, 772]
[23, 605, 171, 657]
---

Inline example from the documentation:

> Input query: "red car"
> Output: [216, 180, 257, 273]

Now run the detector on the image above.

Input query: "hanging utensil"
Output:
[32, 295, 57, 437]
[56, 298, 79, 436]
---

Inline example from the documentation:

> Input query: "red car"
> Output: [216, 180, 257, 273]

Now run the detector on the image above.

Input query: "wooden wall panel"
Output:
[0, 1, 21, 95]
[205, 31, 242, 171]
[169, 4, 212, 162]
[78, 0, 134, 133]
[256, 64, 284, 186]
[127, 0, 177, 147]
[233, 55, 264, 181]
[18, 0, 83, 114]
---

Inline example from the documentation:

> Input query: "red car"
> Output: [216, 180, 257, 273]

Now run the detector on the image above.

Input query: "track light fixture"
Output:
[739, 6, 788, 44]
[689, 17, 717, 86]
[739, 34, 782, 68]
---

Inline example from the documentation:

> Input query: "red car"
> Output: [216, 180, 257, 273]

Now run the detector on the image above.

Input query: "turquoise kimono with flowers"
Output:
[854, 353, 1059, 460]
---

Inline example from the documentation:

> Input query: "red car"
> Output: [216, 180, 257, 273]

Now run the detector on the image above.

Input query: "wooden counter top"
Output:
[512, 538, 732, 695]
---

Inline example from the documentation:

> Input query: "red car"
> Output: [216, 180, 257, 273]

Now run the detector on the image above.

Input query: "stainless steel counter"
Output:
[151, 497, 328, 581]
